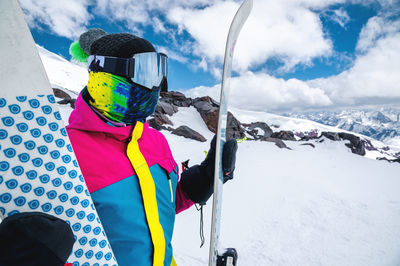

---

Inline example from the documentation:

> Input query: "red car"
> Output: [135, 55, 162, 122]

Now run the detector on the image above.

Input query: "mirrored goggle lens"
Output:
[88, 52, 168, 90]
[132, 52, 168, 90]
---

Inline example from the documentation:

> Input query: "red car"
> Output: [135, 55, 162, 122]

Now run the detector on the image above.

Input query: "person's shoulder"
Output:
[143, 123, 170, 145]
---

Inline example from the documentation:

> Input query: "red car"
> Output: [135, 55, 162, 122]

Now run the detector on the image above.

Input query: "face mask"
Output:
[87, 71, 159, 124]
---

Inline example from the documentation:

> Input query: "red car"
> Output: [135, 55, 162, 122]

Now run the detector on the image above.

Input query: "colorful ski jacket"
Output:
[66, 94, 193, 266]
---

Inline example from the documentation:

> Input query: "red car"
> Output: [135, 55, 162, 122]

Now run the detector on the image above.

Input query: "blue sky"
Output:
[20, 0, 400, 112]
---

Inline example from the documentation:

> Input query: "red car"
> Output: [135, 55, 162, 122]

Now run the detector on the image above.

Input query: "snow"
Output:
[37, 45, 400, 266]
[169, 126, 400, 266]
[37, 45, 88, 93]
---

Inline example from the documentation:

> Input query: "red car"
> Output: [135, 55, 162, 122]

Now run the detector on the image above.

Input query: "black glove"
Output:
[180, 135, 238, 204]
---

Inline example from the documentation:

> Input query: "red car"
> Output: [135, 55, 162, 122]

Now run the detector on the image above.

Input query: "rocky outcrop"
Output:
[160, 91, 192, 107]
[338, 132, 366, 156]
[377, 157, 400, 163]
[171, 126, 207, 142]
[261, 137, 291, 149]
[319, 131, 366, 156]
[51, 88, 390, 160]
[271, 131, 296, 141]
[320, 132, 340, 141]
[53, 88, 71, 100]
[156, 101, 178, 116]
[147, 113, 173, 131]
[243, 122, 273, 140]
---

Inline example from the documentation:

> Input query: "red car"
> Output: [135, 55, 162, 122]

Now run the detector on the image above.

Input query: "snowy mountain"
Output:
[284, 108, 400, 145]
[37, 45, 400, 266]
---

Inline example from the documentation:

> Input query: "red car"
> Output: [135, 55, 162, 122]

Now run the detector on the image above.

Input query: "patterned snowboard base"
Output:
[0, 94, 117, 265]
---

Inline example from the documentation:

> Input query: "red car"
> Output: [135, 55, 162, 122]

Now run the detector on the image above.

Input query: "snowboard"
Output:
[209, 0, 253, 265]
[0, 1, 117, 265]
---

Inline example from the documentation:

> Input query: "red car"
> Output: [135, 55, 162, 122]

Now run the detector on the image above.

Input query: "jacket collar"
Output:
[67, 92, 141, 142]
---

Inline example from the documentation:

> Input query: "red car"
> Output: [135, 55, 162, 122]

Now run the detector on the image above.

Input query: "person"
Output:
[67, 29, 238, 266]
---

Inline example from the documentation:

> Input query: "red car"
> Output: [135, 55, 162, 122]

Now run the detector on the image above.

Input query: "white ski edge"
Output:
[209, 0, 253, 266]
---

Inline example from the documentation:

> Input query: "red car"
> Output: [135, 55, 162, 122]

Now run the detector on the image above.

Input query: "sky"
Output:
[19, 0, 400, 113]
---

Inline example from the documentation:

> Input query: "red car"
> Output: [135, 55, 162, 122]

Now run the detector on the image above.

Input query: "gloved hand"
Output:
[180, 135, 238, 204]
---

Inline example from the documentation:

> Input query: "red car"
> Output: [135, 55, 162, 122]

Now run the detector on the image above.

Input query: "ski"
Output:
[0, 1, 117, 264]
[209, 0, 253, 265]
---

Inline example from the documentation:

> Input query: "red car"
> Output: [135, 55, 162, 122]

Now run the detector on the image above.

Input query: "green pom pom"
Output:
[69, 41, 89, 63]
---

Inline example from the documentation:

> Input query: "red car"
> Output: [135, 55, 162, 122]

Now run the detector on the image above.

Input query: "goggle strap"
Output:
[88, 55, 135, 77]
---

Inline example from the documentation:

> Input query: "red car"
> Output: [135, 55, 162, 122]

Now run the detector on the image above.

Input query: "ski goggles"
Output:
[88, 52, 168, 91]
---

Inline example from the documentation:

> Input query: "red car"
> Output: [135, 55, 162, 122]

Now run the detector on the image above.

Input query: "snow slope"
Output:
[166, 109, 400, 266]
[37, 46, 400, 266]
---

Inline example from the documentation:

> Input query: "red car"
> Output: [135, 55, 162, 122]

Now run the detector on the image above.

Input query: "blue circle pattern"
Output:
[26, 170, 37, 180]
[45, 162, 55, 171]
[20, 183, 32, 193]
[22, 111, 34, 120]
[0, 95, 116, 265]
[4, 148, 16, 158]
[16, 122, 28, 132]
[41, 105, 52, 114]
[8, 104, 21, 114]
[0, 98, 7, 107]
[28, 200, 40, 209]
[30, 128, 41, 138]
[0, 129, 8, 139]
[50, 150, 60, 159]
[18, 153, 30, 163]
[43, 133, 54, 143]
[24, 140, 36, 150]
[59, 193, 69, 202]
[12, 166, 24, 176]
[49, 122, 59, 131]
[52, 178, 62, 187]
[10, 135, 22, 145]
[79, 237, 88, 245]
[83, 225, 92, 234]
[2, 117, 15, 127]
[36, 116, 47, 126]
[38, 145, 48, 155]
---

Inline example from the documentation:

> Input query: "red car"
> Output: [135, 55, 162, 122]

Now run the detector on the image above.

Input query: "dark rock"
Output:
[271, 131, 296, 141]
[193, 101, 217, 113]
[227, 112, 245, 140]
[192, 96, 220, 107]
[377, 157, 400, 163]
[160, 91, 192, 107]
[147, 113, 173, 131]
[57, 99, 76, 109]
[199, 108, 219, 133]
[156, 101, 178, 116]
[301, 143, 315, 148]
[320, 132, 340, 141]
[261, 137, 291, 149]
[364, 139, 378, 151]
[53, 88, 71, 100]
[244, 122, 273, 138]
[338, 132, 366, 156]
[171, 126, 207, 142]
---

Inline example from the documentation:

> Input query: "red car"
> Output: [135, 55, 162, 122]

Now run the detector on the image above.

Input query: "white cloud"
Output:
[19, 0, 91, 39]
[167, 0, 334, 73]
[184, 71, 333, 112]
[310, 28, 400, 105]
[184, 15, 400, 112]
[356, 16, 400, 52]
[324, 7, 351, 28]
[156, 45, 188, 64]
